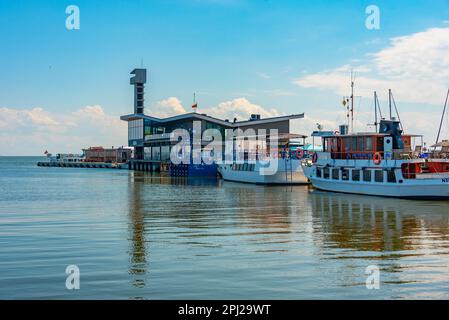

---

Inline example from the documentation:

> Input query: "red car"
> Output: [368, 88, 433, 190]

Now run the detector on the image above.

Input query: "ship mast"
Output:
[434, 88, 449, 150]
[374, 91, 378, 132]
[388, 89, 392, 120]
[350, 71, 354, 133]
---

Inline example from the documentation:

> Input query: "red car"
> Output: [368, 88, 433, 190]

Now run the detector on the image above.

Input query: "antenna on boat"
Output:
[350, 71, 355, 133]
[389, 90, 404, 131]
[369, 91, 383, 132]
[374, 91, 378, 132]
[434, 88, 449, 151]
[388, 89, 392, 120]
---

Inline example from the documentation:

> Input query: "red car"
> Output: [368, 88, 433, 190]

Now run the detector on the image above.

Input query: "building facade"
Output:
[83, 146, 132, 163]
[120, 68, 304, 175]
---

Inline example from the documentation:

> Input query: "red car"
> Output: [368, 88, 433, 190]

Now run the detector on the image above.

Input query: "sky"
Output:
[1, 0, 449, 155]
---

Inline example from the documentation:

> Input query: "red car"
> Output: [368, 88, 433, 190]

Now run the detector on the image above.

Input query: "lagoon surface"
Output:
[1, 156, 449, 299]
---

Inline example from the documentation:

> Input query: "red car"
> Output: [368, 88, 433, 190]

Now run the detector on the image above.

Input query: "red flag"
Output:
[192, 103, 198, 109]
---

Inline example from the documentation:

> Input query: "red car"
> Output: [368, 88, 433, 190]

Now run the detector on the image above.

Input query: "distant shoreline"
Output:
[0, 155, 46, 157]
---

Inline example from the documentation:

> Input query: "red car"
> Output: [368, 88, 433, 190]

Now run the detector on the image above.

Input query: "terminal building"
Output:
[120, 68, 304, 176]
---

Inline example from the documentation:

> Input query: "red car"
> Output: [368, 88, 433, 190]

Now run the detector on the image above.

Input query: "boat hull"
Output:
[309, 177, 449, 199]
[218, 159, 309, 185]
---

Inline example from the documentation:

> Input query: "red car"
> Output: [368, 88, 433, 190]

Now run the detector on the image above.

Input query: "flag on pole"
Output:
[192, 93, 197, 111]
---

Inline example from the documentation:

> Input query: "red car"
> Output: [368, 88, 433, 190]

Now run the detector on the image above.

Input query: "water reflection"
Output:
[127, 172, 148, 292]
[308, 191, 449, 298]
[124, 171, 449, 299]
[309, 191, 449, 253]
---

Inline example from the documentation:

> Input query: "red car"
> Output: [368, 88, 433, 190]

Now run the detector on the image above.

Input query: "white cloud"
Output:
[27, 108, 59, 127]
[147, 97, 281, 122]
[256, 72, 271, 80]
[0, 105, 126, 155]
[149, 97, 187, 118]
[203, 98, 281, 121]
[294, 27, 449, 105]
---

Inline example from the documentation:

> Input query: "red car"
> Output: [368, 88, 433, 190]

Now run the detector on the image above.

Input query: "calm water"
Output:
[1, 157, 449, 299]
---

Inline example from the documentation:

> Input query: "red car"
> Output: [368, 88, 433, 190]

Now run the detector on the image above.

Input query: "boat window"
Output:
[363, 170, 371, 182]
[342, 169, 349, 181]
[376, 137, 384, 152]
[332, 168, 340, 180]
[243, 163, 248, 171]
[323, 167, 330, 179]
[357, 137, 364, 151]
[366, 137, 373, 151]
[387, 170, 396, 183]
[374, 170, 383, 183]
[352, 169, 360, 181]
[316, 167, 322, 178]
[352, 137, 357, 151]
[344, 138, 350, 152]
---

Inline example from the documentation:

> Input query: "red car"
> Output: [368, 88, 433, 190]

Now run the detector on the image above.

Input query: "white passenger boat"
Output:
[46, 152, 85, 163]
[218, 158, 309, 184]
[218, 133, 310, 185]
[304, 89, 449, 199]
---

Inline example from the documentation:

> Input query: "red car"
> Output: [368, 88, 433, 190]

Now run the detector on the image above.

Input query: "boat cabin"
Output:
[319, 120, 417, 160]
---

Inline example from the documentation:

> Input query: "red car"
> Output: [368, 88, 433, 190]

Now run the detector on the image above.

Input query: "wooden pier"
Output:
[37, 162, 127, 169]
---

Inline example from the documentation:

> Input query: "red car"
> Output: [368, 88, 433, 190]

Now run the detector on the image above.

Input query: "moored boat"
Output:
[218, 133, 310, 185]
[304, 89, 449, 199]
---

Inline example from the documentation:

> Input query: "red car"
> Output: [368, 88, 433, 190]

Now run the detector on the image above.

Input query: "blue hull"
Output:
[169, 163, 218, 177]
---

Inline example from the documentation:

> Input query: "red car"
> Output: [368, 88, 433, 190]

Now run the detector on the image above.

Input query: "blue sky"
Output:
[1, 0, 449, 155]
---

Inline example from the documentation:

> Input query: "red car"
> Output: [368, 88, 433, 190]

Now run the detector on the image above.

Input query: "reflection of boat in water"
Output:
[218, 133, 310, 185]
[309, 190, 449, 252]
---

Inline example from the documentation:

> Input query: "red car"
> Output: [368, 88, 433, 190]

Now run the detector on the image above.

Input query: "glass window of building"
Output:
[161, 146, 170, 161]
[128, 119, 144, 140]
[144, 147, 152, 160]
[152, 147, 161, 160]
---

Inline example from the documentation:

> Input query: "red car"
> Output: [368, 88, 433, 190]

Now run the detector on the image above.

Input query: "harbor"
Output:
[2, 156, 449, 299]
[37, 68, 449, 198]
[2, 0, 449, 305]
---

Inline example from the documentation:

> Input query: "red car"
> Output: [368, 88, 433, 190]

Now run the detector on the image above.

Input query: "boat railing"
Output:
[327, 150, 429, 160]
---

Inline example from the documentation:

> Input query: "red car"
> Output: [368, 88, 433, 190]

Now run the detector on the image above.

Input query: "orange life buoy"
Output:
[296, 148, 305, 159]
[373, 152, 382, 165]
[312, 152, 318, 163]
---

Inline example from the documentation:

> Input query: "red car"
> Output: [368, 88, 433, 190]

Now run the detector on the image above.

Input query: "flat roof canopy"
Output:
[235, 133, 307, 139]
[120, 112, 304, 128]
